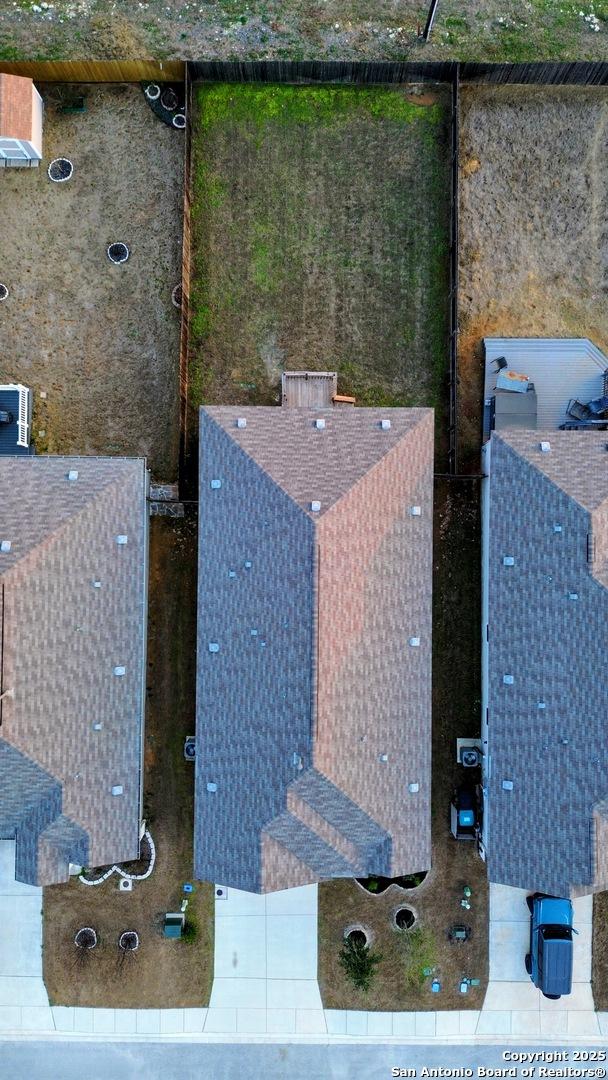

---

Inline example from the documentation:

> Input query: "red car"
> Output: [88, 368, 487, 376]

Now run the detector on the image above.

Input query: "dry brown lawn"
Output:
[0, 83, 183, 480]
[458, 84, 608, 470]
[319, 480, 488, 1011]
[43, 515, 214, 1009]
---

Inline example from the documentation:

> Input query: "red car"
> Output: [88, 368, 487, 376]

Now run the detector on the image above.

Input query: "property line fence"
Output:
[0, 60, 184, 82]
[187, 59, 608, 87]
[448, 64, 460, 475]
[178, 65, 195, 499]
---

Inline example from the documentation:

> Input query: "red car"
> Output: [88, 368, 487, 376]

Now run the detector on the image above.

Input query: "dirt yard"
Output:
[0, 0, 606, 62]
[319, 480, 488, 1011]
[43, 514, 215, 1009]
[189, 82, 450, 457]
[458, 83, 608, 469]
[0, 83, 183, 480]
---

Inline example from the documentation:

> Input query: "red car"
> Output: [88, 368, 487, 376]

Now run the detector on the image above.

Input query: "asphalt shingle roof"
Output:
[195, 406, 434, 892]
[0, 456, 148, 886]
[484, 430, 608, 896]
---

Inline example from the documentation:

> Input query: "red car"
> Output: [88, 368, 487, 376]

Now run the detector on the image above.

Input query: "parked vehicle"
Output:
[450, 784, 481, 841]
[525, 893, 575, 1000]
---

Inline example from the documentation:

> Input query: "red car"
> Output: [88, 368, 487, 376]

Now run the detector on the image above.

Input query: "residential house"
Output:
[0, 455, 149, 885]
[195, 404, 434, 893]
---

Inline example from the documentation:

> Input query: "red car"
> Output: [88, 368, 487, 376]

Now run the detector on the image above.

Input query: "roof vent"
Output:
[206, 782, 217, 793]
[503, 674, 514, 685]
[380, 419, 391, 431]
[228, 570, 236, 578]
[67, 469, 79, 481]
[553, 524, 562, 533]
[93, 722, 103, 731]
[410, 506, 422, 517]
[208, 642, 220, 653]
[568, 592, 579, 601]
[409, 637, 421, 647]
[210, 479, 222, 490]
[379, 754, 389, 763]
[540, 441, 551, 453]
[0, 540, 11, 553]
[538, 701, 546, 710]
[236, 418, 247, 429]
[314, 418, 326, 430]
[250, 628, 258, 636]
[116, 535, 128, 545]
[501, 779, 514, 791]
[114, 666, 126, 676]
[408, 782, 420, 794]
[503, 556, 515, 566]
[92, 580, 102, 588]
[310, 501, 321, 513]
[244, 560, 252, 569]
[111, 785, 124, 796]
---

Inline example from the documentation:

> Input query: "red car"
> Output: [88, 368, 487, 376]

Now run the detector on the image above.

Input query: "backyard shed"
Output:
[0, 74, 43, 167]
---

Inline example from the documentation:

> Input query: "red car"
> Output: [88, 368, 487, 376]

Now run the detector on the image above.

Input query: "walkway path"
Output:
[0, 841, 48, 1009]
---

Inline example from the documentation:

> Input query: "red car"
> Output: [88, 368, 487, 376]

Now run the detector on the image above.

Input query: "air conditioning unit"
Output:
[460, 747, 481, 768]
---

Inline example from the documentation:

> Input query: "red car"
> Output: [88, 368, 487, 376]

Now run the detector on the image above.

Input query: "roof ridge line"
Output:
[321, 407, 433, 517]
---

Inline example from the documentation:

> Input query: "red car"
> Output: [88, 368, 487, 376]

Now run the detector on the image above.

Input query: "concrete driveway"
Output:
[482, 883, 597, 1036]
[0, 841, 48, 1007]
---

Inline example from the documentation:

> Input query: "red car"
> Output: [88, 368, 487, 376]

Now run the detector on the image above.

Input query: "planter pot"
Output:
[393, 905, 418, 931]
[172, 113, 186, 130]
[107, 242, 130, 265]
[343, 923, 373, 948]
[145, 84, 161, 101]
[48, 158, 73, 183]
[0, 284, 8, 301]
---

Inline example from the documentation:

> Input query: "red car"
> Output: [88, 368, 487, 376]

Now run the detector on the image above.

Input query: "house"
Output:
[0, 384, 32, 454]
[195, 404, 434, 893]
[480, 429, 608, 897]
[0, 455, 149, 885]
[0, 74, 43, 167]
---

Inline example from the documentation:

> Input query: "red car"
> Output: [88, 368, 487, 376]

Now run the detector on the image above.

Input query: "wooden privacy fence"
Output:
[187, 58, 608, 86]
[178, 66, 196, 498]
[448, 64, 460, 476]
[0, 59, 184, 82]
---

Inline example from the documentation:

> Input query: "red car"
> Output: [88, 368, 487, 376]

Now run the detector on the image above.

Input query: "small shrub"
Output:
[366, 878, 379, 893]
[339, 936, 382, 993]
[182, 918, 198, 944]
[402, 926, 437, 989]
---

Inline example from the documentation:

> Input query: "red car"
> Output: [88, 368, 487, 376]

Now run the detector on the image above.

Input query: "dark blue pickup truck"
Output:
[525, 894, 575, 1000]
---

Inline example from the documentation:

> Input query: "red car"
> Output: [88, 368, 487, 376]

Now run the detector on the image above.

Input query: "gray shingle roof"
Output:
[195, 406, 434, 892]
[484, 430, 608, 896]
[0, 456, 148, 885]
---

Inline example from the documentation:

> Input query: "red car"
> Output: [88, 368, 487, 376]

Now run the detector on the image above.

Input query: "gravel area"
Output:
[0, 83, 183, 479]
[458, 83, 608, 466]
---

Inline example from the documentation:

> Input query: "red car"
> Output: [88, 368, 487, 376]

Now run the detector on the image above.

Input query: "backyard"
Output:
[458, 83, 608, 470]
[43, 514, 215, 1009]
[189, 81, 450, 458]
[0, 82, 183, 480]
[318, 479, 488, 1012]
[0, 1, 606, 62]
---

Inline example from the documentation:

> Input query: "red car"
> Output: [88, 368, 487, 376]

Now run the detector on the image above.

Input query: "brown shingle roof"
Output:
[0, 456, 148, 886]
[195, 406, 434, 892]
[0, 75, 34, 142]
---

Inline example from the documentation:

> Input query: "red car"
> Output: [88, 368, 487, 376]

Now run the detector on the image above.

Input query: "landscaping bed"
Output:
[0, 83, 183, 479]
[318, 480, 488, 1011]
[189, 81, 450, 459]
[458, 83, 608, 470]
[43, 515, 214, 1009]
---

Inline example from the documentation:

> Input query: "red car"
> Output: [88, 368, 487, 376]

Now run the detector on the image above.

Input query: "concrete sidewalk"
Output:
[0, 841, 48, 1008]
